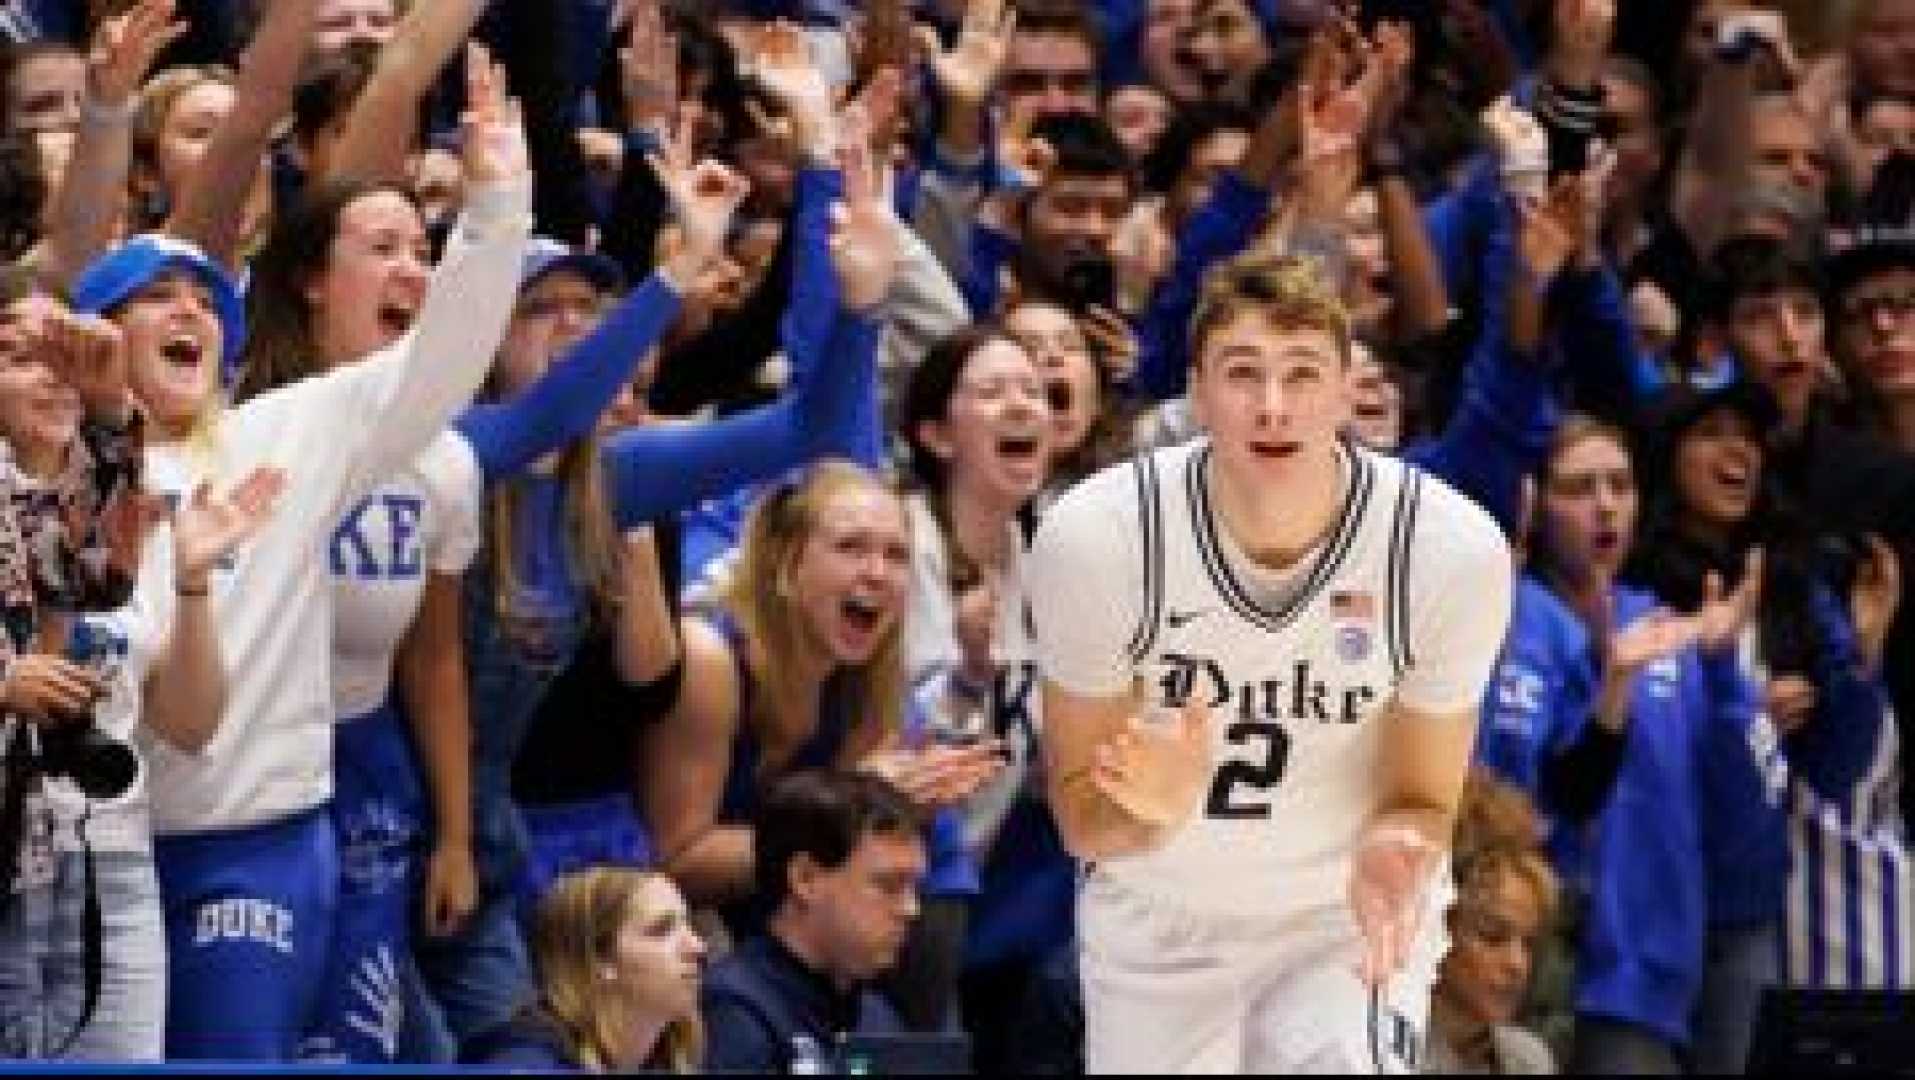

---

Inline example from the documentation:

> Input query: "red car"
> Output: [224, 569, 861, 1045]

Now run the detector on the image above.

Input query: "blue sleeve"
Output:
[1422, 154, 1502, 301]
[456, 273, 684, 483]
[1782, 586, 1888, 799]
[1551, 263, 1667, 418]
[603, 313, 883, 529]
[1407, 180, 1558, 534]
[961, 224, 1018, 316]
[1131, 170, 1270, 401]
[601, 166, 880, 529]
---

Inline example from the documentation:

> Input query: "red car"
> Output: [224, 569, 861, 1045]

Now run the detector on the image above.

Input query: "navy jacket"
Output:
[702, 935, 904, 1074]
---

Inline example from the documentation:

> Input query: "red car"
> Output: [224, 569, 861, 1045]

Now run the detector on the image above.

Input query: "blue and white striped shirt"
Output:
[1783, 714, 1915, 989]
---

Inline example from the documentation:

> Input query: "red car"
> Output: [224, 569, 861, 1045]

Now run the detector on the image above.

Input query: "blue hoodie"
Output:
[1570, 585, 1714, 1047]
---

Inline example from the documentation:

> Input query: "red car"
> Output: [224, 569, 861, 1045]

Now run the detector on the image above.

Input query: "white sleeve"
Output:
[423, 436, 484, 575]
[1027, 469, 1146, 699]
[1395, 482, 1516, 715]
[290, 180, 532, 517]
[904, 532, 959, 700]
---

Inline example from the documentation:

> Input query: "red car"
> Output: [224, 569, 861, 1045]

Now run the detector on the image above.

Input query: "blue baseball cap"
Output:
[70, 234, 247, 377]
[520, 237, 626, 294]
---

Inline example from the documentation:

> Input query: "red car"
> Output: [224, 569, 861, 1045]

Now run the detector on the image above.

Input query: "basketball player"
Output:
[1028, 253, 1515, 1073]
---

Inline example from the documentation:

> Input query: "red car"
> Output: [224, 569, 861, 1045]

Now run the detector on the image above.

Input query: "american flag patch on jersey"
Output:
[1331, 589, 1376, 621]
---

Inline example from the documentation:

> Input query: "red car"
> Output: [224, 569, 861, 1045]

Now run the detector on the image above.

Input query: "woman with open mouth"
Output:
[1515, 412, 1873, 1074]
[65, 49, 533, 1063]
[1622, 381, 1888, 1074]
[641, 463, 998, 1023]
[0, 271, 280, 1063]
[897, 323, 1078, 1049]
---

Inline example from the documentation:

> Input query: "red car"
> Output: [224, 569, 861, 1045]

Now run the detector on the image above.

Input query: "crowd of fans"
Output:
[0, 0, 1911, 1071]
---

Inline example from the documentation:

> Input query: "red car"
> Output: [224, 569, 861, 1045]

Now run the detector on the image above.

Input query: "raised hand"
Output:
[1350, 817, 1442, 987]
[1482, 96, 1549, 203]
[43, 312, 131, 423]
[648, 117, 752, 286]
[86, 0, 188, 109]
[1691, 548, 1764, 653]
[1516, 174, 1589, 284]
[1767, 675, 1819, 736]
[748, 20, 835, 152]
[1850, 534, 1901, 674]
[828, 107, 902, 311]
[1354, 19, 1414, 133]
[1550, 0, 1615, 87]
[916, 0, 1017, 107]
[172, 467, 288, 586]
[615, 0, 679, 133]
[1090, 698, 1215, 828]
[460, 42, 529, 188]
[1082, 305, 1140, 381]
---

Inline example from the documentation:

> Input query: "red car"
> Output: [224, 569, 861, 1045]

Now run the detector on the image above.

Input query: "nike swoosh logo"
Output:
[1166, 609, 1209, 629]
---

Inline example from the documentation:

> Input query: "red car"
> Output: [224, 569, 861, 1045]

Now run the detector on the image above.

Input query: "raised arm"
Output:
[456, 144, 750, 483]
[325, 0, 488, 184]
[41, 0, 185, 289]
[601, 106, 898, 526]
[168, 0, 320, 269]
[330, 45, 532, 501]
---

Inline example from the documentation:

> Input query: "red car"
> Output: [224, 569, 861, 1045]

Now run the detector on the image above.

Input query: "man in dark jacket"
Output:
[702, 771, 923, 1073]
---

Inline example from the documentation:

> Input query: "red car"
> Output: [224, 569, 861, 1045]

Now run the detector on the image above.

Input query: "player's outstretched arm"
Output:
[1351, 699, 1479, 985]
[1043, 680, 1214, 861]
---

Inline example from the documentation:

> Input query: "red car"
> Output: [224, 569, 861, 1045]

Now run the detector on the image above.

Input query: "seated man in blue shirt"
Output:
[703, 770, 925, 1073]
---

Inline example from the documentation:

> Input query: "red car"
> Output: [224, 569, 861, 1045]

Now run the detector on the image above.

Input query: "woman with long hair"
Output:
[1622, 383, 1884, 1073]
[64, 50, 531, 1060]
[1520, 414, 1858, 1073]
[464, 867, 705, 1072]
[642, 463, 993, 1011]
[0, 271, 279, 1061]
[896, 325, 1074, 1046]
[414, 79, 905, 1052]
[225, 57, 749, 1053]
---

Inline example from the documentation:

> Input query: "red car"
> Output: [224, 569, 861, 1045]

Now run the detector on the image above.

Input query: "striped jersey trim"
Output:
[1127, 451, 1166, 665]
[1185, 443, 1374, 636]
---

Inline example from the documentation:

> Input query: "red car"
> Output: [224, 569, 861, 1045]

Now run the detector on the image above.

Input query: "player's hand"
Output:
[1349, 814, 1442, 988]
[1090, 698, 1214, 829]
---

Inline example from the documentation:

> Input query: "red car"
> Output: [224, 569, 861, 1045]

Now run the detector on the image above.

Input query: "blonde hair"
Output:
[486, 440, 625, 640]
[530, 867, 704, 1073]
[720, 461, 906, 760]
[1451, 768, 1560, 925]
[134, 67, 236, 203]
[1189, 251, 1353, 367]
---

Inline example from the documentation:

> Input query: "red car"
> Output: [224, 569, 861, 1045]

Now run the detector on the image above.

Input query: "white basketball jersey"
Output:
[1103, 439, 1429, 920]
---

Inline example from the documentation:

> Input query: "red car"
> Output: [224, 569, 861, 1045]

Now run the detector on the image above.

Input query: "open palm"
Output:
[828, 108, 901, 311]
[174, 468, 287, 582]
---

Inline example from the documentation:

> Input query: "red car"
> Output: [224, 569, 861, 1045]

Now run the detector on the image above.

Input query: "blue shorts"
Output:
[153, 806, 338, 1061]
[305, 702, 430, 1063]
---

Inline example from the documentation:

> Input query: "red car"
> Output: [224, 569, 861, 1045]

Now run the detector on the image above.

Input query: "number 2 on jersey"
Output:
[1205, 720, 1290, 819]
